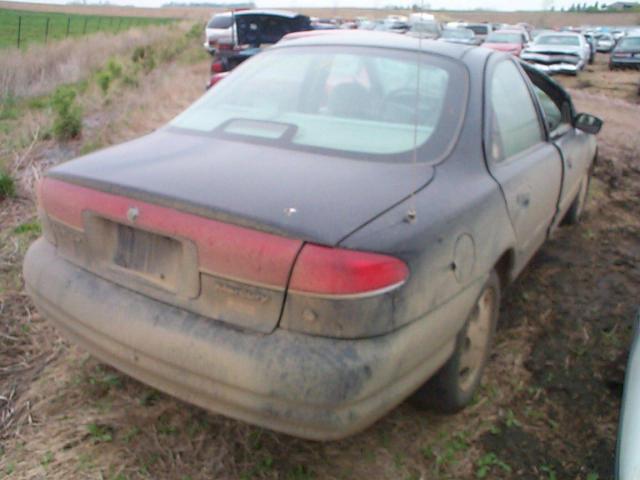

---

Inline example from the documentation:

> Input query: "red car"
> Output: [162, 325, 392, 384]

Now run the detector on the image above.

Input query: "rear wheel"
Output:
[411, 271, 500, 413]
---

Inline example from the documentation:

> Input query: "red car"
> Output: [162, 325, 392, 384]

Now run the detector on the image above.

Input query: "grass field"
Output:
[0, 7, 175, 49]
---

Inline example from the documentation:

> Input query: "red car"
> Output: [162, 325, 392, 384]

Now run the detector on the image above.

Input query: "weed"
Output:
[51, 86, 82, 141]
[541, 464, 557, 480]
[13, 220, 41, 236]
[139, 388, 160, 406]
[0, 95, 19, 121]
[107, 59, 123, 78]
[97, 71, 112, 95]
[288, 465, 313, 480]
[505, 409, 521, 428]
[586, 473, 599, 480]
[5, 463, 15, 475]
[0, 169, 16, 200]
[41, 450, 54, 467]
[475, 452, 511, 478]
[87, 423, 114, 443]
[122, 426, 140, 444]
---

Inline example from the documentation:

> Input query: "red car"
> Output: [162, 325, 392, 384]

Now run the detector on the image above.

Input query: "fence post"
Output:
[16, 16, 21, 49]
[97, 17, 101, 31]
[44, 17, 50, 43]
[117, 18, 122, 32]
[66, 16, 71, 37]
[83, 17, 88, 34]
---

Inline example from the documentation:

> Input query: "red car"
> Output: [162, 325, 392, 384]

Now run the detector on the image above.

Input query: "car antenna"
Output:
[406, 0, 425, 225]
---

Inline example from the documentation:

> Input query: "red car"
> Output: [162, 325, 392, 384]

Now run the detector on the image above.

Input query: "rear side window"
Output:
[489, 61, 542, 162]
[534, 86, 562, 132]
[208, 15, 232, 29]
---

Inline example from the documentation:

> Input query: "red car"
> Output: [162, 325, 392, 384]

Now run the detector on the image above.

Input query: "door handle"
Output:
[516, 193, 530, 207]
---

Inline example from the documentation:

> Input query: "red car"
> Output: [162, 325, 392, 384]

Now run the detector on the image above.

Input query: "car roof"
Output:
[491, 29, 525, 34]
[539, 31, 581, 37]
[272, 30, 481, 60]
[234, 9, 305, 19]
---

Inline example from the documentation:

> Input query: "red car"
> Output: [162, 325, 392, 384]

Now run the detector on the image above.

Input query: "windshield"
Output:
[208, 15, 232, 29]
[442, 28, 473, 39]
[536, 35, 580, 46]
[467, 25, 489, 35]
[486, 32, 522, 43]
[618, 37, 640, 49]
[171, 46, 467, 161]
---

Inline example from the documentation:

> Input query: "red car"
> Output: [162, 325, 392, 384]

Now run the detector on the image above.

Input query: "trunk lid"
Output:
[43, 129, 434, 332]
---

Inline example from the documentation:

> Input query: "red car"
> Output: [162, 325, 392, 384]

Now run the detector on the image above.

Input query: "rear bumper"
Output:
[610, 57, 640, 68]
[24, 238, 476, 440]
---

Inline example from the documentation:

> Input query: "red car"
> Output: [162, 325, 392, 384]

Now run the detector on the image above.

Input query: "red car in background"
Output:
[482, 29, 530, 57]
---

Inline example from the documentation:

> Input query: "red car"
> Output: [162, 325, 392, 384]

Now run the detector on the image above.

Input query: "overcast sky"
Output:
[4, 0, 578, 10]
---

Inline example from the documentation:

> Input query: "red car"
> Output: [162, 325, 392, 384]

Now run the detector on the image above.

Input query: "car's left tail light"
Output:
[288, 244, 409, 296]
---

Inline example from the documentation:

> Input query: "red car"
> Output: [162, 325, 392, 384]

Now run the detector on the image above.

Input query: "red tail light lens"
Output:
[288, 244, 409, 296]
[211, 61, 224, 74]
[218, 42, 234, 51]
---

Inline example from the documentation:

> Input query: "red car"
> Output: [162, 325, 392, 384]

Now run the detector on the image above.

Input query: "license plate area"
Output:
[84, 214, 199, 298]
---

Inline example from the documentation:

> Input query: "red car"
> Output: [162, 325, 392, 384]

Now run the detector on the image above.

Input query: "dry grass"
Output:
[0, 22, 196, 99]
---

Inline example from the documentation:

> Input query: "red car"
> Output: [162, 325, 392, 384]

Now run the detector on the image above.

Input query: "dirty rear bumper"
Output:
[24, 238, 478, 440]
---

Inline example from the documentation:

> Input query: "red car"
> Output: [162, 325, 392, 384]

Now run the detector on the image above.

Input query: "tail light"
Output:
[211, 61, 224, 74]
[208, 39, 217, 47]
[218, 41, 234, 51]
[289, 244, 409, 296]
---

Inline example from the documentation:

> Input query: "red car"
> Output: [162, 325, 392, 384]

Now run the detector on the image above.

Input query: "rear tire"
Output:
[411, 271, 500, 413]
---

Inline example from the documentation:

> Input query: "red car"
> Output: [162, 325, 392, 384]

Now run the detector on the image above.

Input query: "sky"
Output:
[3, 0, 580, 10]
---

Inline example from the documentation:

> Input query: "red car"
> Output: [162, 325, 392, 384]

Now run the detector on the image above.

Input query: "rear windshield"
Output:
[618, 37, 640, 49]
[486, 32, 522, 43]
[208, 15, 233, 29]
[171, 46, 467, 161]
[467, 25, 489, 35]
[537, 35, 580, 46]
[442, 28, 473, 39]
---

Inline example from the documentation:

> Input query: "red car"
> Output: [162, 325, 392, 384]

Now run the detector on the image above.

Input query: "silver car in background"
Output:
[521, 32, 590, 75]
[203, 12, 233, 54]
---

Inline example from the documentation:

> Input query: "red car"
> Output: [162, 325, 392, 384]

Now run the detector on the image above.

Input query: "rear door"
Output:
[485, 58, 563, 271]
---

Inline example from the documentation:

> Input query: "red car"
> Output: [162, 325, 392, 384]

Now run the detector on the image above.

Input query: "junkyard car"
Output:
[521, 32, 590, 75]
[482, 29, 530, 56]
[609, 35, 640, 70]
[595, 32, 616, 53]
[616, 311, 640, 480]
[439, 28, 479, 45]
[211, 10, 311, 72]
[203, 11, 233, 54]
[24, 32, 602, 440]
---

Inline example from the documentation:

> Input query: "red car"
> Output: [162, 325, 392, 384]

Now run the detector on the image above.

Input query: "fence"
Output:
[0, 11, 174, 49]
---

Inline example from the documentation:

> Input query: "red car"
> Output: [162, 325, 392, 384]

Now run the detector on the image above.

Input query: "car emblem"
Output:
[127, 207, 139, 223]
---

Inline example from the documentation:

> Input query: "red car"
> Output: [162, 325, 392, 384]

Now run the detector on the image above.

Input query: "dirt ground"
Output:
[1, 40, 639, 480]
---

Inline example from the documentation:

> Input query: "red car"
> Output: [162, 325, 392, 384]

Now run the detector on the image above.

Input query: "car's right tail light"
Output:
[280, 244, 409, 338]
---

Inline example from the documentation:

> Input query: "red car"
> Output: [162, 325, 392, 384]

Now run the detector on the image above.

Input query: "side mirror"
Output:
[574, 113, 603, 135]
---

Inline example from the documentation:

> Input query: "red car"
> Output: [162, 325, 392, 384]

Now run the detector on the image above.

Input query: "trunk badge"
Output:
[127, 207, 139, 223]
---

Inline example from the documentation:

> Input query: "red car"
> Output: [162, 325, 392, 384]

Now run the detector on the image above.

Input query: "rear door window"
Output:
[489, 61, 543, 162]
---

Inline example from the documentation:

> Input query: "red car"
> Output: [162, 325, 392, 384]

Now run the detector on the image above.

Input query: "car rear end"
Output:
[24, 38, 473, 439]
[610, 36, 640, 70]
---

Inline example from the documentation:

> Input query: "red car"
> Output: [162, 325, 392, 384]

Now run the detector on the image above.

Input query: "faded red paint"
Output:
[39, 178, 303, 288]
